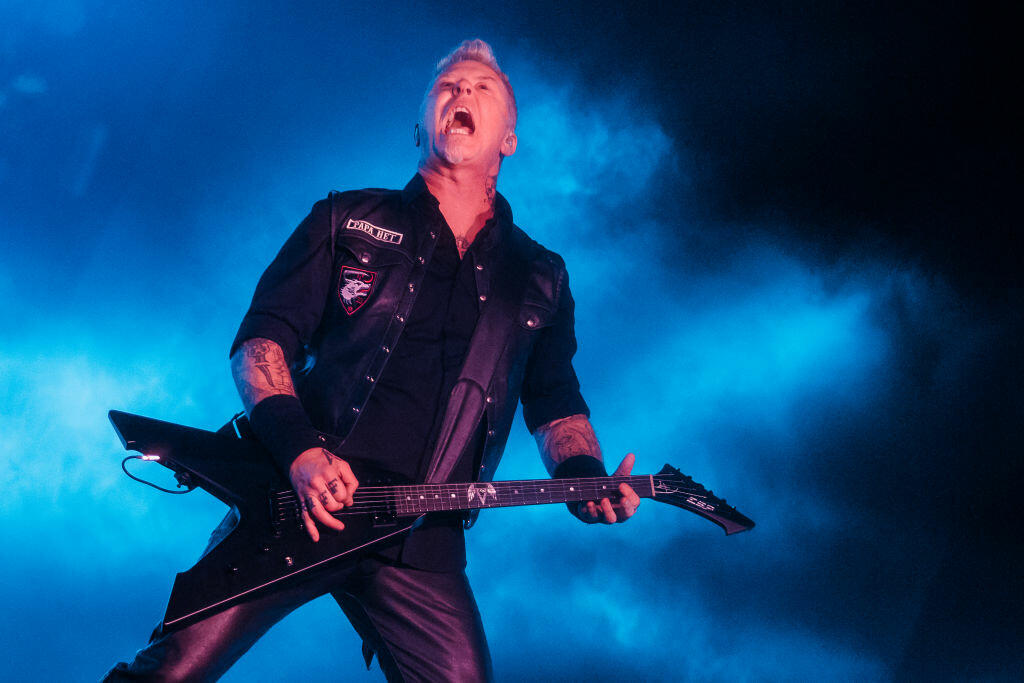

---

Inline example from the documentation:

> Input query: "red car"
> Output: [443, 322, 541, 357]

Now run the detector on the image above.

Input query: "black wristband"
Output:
[552, 454, 608, 479]
[248, 394, 325, 473]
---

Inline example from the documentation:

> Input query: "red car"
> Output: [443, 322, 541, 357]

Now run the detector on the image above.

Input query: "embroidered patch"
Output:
[345, 218, 404, 245]
[338, 266, 376, 315]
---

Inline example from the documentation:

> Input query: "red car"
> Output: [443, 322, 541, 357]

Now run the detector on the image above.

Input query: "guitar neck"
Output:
[273, 475, 656, 518]
[269, 469, 754, 537]
[383, 475, 656, 515]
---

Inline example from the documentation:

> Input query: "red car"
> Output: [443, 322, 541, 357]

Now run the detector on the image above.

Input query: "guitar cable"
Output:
[121, 455, 197, 495]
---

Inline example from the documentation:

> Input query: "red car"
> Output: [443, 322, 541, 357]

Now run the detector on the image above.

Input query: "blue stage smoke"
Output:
[0, 2, 985, 680]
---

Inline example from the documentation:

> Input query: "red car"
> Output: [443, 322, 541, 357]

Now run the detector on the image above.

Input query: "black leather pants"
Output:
[102, 553, 493, 682]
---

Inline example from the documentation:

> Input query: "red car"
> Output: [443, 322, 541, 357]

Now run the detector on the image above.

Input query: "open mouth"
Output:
[444, 106, 475, 136]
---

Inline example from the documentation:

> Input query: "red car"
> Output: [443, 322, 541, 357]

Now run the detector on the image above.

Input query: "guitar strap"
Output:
[422, 237, 531, 485]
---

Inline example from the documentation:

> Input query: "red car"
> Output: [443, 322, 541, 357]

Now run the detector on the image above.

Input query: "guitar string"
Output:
[270, 476, 702, 499]
[271, 488, 709, 508]
[271, 488, 710, 508]
[269, 487, 711, 518]
[271, 483, 708, 503]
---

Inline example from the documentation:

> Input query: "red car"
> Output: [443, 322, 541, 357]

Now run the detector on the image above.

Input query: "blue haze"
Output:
[0, 2, 1002, 681]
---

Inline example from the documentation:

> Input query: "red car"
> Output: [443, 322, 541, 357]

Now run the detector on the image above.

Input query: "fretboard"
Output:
[274, 476, 657, 520]
[357, 475, 655, 516]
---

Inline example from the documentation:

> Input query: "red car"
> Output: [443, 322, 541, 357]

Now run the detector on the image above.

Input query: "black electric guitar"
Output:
[109, 410, 754, 633]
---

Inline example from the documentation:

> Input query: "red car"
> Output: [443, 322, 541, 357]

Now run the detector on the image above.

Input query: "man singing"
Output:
[107, 39, 640, 682]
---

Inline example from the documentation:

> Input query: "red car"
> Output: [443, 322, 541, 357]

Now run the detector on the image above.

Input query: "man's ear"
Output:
[501, 132, 517, 157]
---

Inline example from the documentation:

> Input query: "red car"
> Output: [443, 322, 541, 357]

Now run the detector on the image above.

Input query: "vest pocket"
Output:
[518, 301, 555, 330]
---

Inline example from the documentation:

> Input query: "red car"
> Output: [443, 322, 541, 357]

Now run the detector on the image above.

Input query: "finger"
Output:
[618, 483, 640, 519]
[323, 479, 348, 509]
[334, 459, 360, 506]
[311, 498, 346, 533]
[312, 477, 343, 511]
[586, 500, 599, 521]
[599, 497, 617, 524]
[612, 452, 636, 476]
[301, 499, 320, 542]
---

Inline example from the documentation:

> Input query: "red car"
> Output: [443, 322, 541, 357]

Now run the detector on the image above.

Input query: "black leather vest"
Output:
[294, 181, 566, 526]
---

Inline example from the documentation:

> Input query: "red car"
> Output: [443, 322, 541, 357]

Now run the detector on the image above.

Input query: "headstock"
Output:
[651, 464, 755, 535]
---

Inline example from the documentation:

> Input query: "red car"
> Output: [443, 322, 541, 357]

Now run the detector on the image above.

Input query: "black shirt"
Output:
[340, 209, 486, 569]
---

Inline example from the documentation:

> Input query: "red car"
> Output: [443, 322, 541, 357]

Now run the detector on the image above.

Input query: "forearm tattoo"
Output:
[231, 338, 296, 410]
[534, 414, 603, 475]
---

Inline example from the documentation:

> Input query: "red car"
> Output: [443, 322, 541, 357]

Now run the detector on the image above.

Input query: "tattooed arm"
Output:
[230, 338, 358, 541]
[230, 337, 297, 410]
[533, 414, 640, 524]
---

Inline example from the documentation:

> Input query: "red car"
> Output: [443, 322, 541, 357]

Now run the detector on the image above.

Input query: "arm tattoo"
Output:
[534, 414, 603, 476]
[231, 338, 296, 411]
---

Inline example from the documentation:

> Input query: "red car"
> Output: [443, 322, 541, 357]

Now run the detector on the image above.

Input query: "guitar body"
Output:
[110, 411, 420, 631]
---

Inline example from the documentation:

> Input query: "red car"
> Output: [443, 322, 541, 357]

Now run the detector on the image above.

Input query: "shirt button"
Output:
[408, 283, 415, 292]
[351, 406, 360, 413]
[486, 429, 495, 438]
[360, 253, 371, 264]
[382, 345, 390, 353]
[485, 396, 493, 404]
[526, 318, 537, 328]
[396, 314, 405, 323]
[365, 375, 375, 383]
[475, 264, 484, 271]
[430, 231, 437, 239]
[479, 294, 487, 302]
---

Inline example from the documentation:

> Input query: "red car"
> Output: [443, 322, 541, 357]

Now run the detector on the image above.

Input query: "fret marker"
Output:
[467, 482, 497, 505]
[569, 487, 574, 492]
[450, 494, 456, 498]
[420, 495, 424, 499]
[540, 488, 544, 492]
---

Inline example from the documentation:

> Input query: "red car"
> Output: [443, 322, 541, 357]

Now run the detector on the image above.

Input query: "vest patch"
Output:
[338, 266, 376, 315]
[345, 218, 403, 245]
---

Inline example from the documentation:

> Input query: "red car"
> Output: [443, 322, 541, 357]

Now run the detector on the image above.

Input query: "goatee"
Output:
[443, 147, 464, 165]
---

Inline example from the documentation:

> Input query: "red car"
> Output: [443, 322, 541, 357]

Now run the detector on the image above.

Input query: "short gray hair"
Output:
[426, 39, 517, 129]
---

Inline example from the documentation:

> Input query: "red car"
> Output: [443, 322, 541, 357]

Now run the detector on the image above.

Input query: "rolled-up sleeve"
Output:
[230, 198, 334, 363]
[520, 268, 590, 433]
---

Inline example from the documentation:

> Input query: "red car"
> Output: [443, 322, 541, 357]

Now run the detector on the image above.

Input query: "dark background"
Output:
[0, 1, 1019, 680]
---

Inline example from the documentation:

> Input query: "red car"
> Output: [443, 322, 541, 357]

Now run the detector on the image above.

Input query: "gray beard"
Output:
[442, 146, 464, 165]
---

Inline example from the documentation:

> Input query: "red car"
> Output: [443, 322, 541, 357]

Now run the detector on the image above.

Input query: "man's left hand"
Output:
[575, 452, 641, 524]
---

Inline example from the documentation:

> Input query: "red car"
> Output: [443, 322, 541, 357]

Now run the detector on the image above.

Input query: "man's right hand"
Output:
[288, 447, 360, 542]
